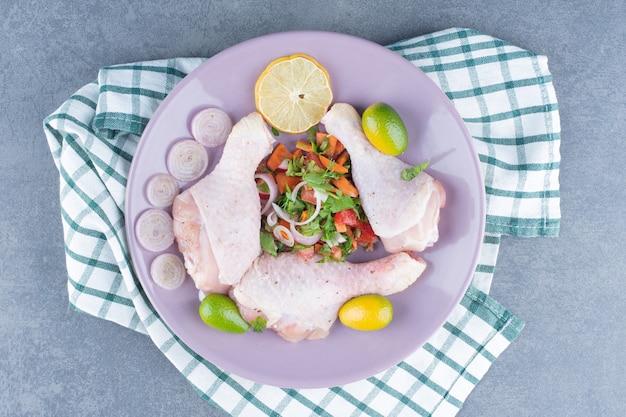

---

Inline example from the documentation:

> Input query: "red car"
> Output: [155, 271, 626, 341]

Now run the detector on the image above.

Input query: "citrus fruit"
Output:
[361, 102, 409, 156]
[338, 294, 393, 331]
[255, 54, 333, 134]
[198, 293, 250, 334]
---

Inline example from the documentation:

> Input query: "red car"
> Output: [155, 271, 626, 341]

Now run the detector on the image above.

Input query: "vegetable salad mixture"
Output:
[256, 127, 377, 262]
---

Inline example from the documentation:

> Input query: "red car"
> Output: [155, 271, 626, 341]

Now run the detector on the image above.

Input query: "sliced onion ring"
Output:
[271, 189, 323, 227]
[150, 253, 186, 290]
[273, 225, 294, 247]
[145, 173, 180, 207]
[295, 190, 324, 226]
[290, 223, 322, 246]
[167, 139, 209, 182]
[254, 173, 278, 214]
[266, 211, 278, 227]
[191, 107, 232, 148]
[290, 181, 307, 202]
[135, 209, 175, 252]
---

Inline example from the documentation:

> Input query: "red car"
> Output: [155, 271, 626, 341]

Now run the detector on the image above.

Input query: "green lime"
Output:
[198, 293, 250, 334]
[361, 102, 409, 156]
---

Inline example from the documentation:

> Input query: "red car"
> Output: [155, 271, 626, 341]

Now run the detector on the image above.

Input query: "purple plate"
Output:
[125, 31, 485, 388]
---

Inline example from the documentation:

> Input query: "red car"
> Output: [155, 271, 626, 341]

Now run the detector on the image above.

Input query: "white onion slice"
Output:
[167, 139, 209, 182]
[150, 253, 186, 290]
[324, 232, 347, 247]
[272, 202, 295, 224]
[190, 107, 232, 148]
[295, 190, 324, 226]
[266, 211, 278, 227]
[145, 173, 180, 207]
[290, 181, 307, 202]
[254, 173, 278, 214]
[273, 225, 294, 247]
[271, 190, 323, 227]
[290, 223, 322, 246]
[276, 159, 290, 171]
[135, 209, 175, 252]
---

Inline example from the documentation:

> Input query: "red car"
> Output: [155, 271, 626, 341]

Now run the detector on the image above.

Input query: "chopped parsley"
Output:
[401, 161, 429, 181]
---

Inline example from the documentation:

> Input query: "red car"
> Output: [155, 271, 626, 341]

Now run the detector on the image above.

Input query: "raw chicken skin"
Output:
[171, 190, 229, 294]
[321, 103, 446, 252]
[230, 252, 427, 342]
[172, 112, 275, 292]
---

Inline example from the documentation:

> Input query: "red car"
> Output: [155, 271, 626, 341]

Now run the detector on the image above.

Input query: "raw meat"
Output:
[172, 112, 275, 293]
[321, 103, 446, 252]
[230, 252, 427, 342]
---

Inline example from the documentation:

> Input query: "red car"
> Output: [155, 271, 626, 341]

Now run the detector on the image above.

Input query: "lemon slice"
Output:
[255, 54, 333, 134]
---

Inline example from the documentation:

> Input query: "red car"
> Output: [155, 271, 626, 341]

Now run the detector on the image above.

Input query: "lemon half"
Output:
[255, 54, 333, 134]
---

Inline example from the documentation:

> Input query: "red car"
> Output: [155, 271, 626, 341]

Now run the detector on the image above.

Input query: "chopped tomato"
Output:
[297, 246, 316, 260]
[300, 184, 317, 204]
[355, 220, 377, 244]
[304, 151, 325, 170]
[334, 209, 360, 229]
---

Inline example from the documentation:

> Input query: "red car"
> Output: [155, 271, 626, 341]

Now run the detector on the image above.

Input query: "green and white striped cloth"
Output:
[44, 28, 560, 416]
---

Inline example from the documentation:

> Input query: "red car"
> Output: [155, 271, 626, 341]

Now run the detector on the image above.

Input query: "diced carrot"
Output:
[275, 171, 301, 193]
[333, 139, 345, 158]
[334, 220, 347, 233]
[314, 132, 334, 157]
[332, 176, 359, 198]
[278, 218, 291, 229]
[300, 210, 309, 222]
[295, 140, 314, 153]
[335, 150, 349, 166]
[316, 132, 342, 158]
[326, 135, 339, 157]
[293, 148, 303, 159]
[318, 154, 349, 174]
[266, 143, 292, 171]
[315, 131, 327, 146]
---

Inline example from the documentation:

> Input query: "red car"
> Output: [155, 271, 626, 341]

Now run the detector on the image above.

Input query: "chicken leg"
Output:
[231, 251, 427, 342]
[172, 112, 275, 293]
[321, 103, 446, 252]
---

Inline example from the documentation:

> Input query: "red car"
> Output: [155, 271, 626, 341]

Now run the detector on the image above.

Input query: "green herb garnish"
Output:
[402, 161, 429, 181]
[260, 231, 278, 256]
[249, 316, 267, 333]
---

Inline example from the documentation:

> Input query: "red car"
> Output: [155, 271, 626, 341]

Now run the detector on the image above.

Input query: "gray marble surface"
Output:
[1, 1, 624, 416]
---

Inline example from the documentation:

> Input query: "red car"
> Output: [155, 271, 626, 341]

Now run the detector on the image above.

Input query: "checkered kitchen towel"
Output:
[44, 28, 560, 417]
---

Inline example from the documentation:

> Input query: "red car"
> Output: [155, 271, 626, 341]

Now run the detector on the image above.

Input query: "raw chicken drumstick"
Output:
[231, 252, 427, 342]
[321, 103, 446, 253]
[172, 112, 275, 293]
